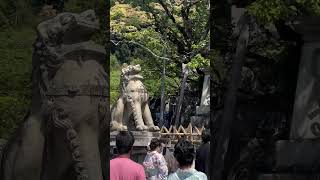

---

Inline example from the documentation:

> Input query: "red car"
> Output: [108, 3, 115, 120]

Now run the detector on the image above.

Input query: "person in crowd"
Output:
[195, 129, 211, 178]
[110, 131, 146, 180]
[168, 139, 207, 180]
[159, 137, 179, 175]
[143, 138, 168, 179]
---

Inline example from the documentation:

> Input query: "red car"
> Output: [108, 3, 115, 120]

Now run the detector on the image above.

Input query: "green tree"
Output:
[110, 0, 210, 106]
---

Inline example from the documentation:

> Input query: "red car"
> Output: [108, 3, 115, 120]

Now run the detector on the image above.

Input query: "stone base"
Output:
[196, 105, 210, 115]
[258, 174, 320, 180]
[110, 131, 160, 164]
[110, 131, 160, 147]
[275, 140, 320, 171]
[190, 115, 209, 128]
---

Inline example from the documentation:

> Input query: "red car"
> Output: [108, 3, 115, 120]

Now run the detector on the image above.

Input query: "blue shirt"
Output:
[168, 168, 207, 180]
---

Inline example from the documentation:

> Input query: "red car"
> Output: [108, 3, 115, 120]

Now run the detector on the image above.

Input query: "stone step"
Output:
[258, 174, 320, 180]
[274, 140, 320, 171]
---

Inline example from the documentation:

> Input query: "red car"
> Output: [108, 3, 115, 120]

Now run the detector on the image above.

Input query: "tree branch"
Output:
[147, 3, 188, 54]
[111, 39, 170, 61]
[181, 1, 194, 45]
[157, 0, 191, 46]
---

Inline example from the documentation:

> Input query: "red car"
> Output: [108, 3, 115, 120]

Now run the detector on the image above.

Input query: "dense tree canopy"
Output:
[110, 0, 210, 105]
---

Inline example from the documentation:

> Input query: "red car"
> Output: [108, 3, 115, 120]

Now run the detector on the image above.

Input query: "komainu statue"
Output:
[111, 64, 160, 132]
[0, 10, 108, 180]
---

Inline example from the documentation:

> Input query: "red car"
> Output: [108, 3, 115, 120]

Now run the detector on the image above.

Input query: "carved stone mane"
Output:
[120, 64, 146, 95]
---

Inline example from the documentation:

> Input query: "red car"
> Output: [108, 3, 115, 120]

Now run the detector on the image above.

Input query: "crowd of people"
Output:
[110, 129, 211, 180]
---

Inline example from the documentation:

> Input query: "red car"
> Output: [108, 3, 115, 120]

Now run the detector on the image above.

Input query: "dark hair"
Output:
[159, 137, 170, 144]
[149, 138, 161, 151]
[116, 131, 135, 154]
[202, 129, 211, 143]
[174, 139, 195, 167]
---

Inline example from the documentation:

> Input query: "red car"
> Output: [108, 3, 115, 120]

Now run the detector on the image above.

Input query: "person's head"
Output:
[159, 137, 170, 147]
[149, 138, 161, 152]
[159, 137, 171, 155]
[202, 129, 211, 143]
[174, 139, 195, 168]
[116, 131, 135, 155]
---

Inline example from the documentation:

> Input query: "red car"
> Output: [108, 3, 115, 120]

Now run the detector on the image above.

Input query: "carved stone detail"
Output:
[111, 64, 160, 132]
[0, 10, 107, 180]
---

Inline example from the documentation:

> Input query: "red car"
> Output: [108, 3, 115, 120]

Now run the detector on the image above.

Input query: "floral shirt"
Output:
[143, 151, 168, 180]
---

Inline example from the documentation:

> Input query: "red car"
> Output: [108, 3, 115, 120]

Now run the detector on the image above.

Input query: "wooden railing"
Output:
[159, 124, 205, 145]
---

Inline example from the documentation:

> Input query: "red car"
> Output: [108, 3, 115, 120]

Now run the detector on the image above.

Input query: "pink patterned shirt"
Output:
[143, 151, 168, 180]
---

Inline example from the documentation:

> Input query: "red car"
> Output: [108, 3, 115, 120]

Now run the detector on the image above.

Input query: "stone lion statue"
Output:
[0, 10, 108, 180]
[111, 64, 160, 131]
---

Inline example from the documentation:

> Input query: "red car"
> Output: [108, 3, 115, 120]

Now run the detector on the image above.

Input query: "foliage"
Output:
[111, 3, 152, 32]
[214, 0, 320, 112]
[0, 27, 34, 138]
[143, 0, 210, 60]
[65, 0, 108, 44]
[64, 0, 104, 13]
[0, 0, 36, 27]
[248, 0, 320, 24]
[187, 54, 209, 69]
[110, 55, 121, 105]
[111, 2, 177, 100]
[237, 0, 320, 67]
[130, 58, 180, 97]
[110, 0, 210, 102]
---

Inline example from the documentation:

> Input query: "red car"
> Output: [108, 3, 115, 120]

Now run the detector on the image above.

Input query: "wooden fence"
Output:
[159, 124, 205, 145]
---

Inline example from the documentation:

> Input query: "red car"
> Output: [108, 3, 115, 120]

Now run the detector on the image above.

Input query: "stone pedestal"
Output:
[274, 140, 320, 171]
[191, 69, 210, 127]
[110, 131, 160, 164]
[290, 17, 320, 139]
[198, 70, 210, 111]
[258, 17, 320, 180]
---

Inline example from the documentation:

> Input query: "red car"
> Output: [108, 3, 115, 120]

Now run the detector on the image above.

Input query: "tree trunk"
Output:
[210, 0, 232, 179]
[174, 63, 189, 126]
[211, 14, 250, 180]
[160, 56, 166, 127]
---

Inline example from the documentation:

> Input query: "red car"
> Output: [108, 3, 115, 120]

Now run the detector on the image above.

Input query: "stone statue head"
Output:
[121, 64, 141, 75]
[31, 10, 108, 124]
[37, 9, 99, 46]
